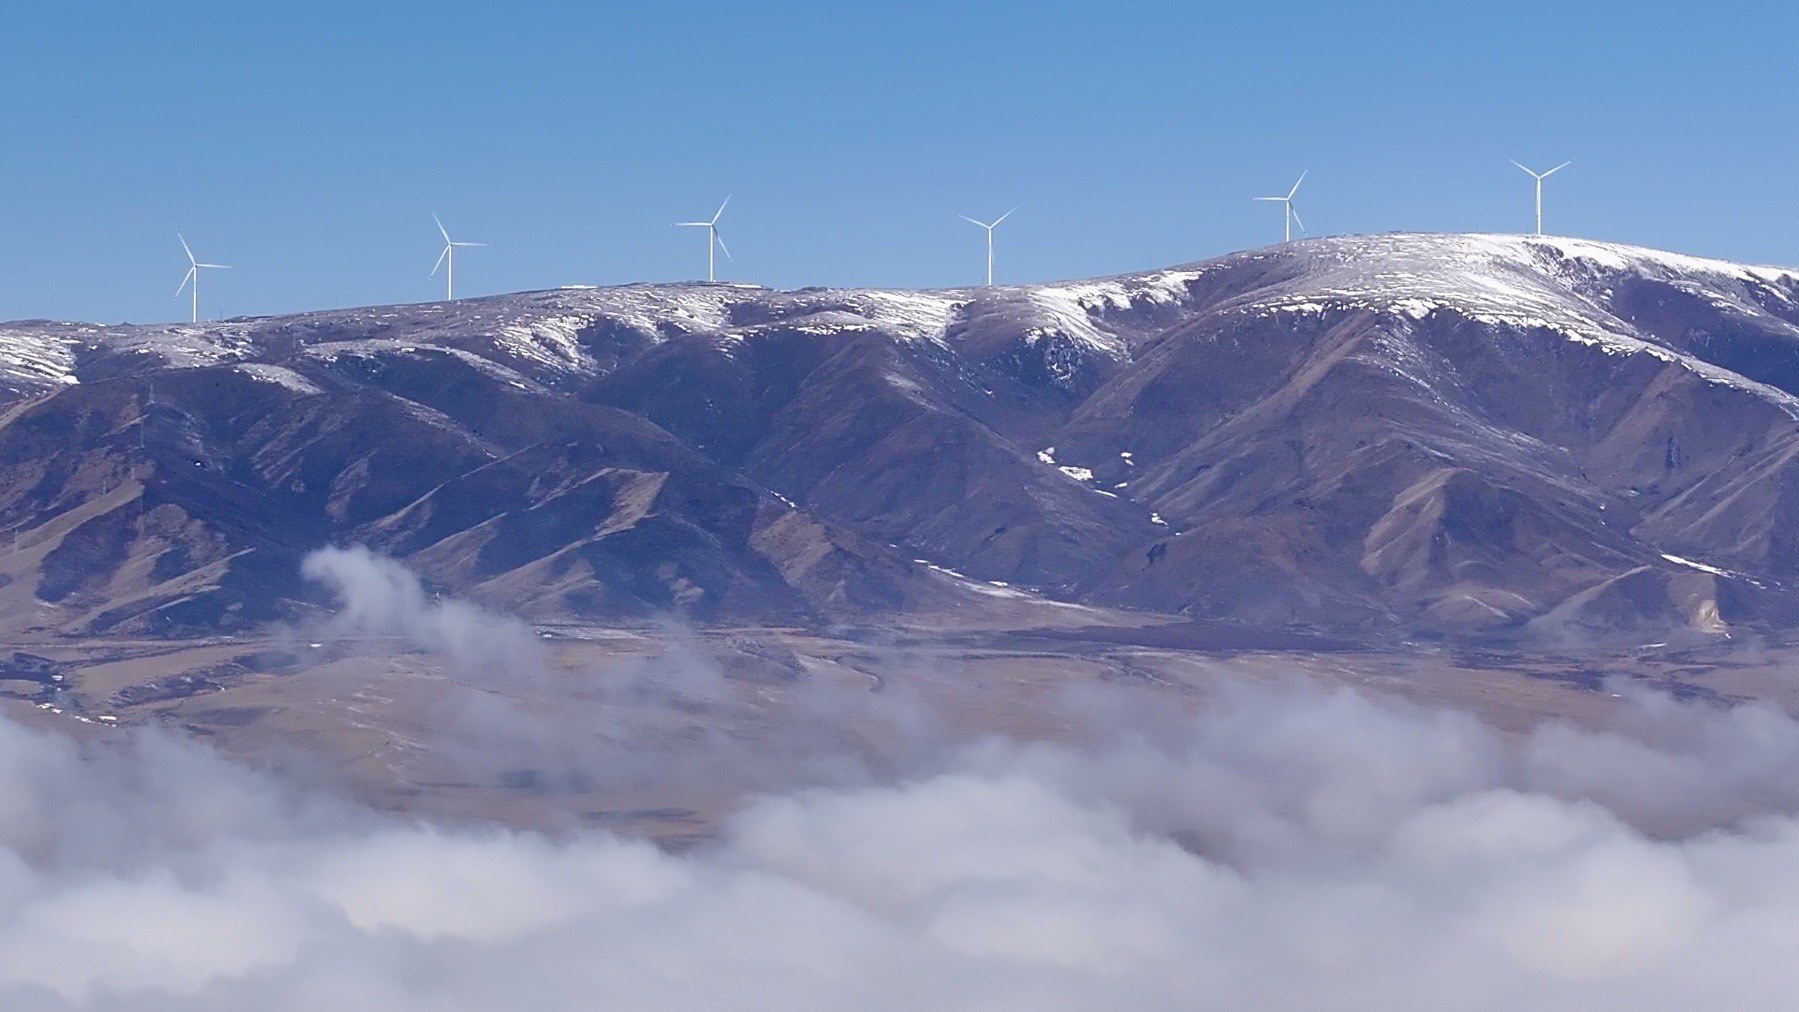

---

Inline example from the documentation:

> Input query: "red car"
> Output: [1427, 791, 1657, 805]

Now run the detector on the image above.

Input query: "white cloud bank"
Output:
[2, 550, 1798, 1008]
[6, 684, 1799, 1008]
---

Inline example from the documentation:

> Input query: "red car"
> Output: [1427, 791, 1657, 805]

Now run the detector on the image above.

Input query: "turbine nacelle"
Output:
[1511, 159, 1573, 182]
[959, 206, 1016, 234]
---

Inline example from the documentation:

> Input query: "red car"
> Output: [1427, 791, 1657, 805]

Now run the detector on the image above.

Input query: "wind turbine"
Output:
[1252, 171, 1307, 244]
[431, 214, 485, 300]
[676, 195, 732, 282]
[1510, 159, 1572, 236]
[958, 207, 1015, 286]
[174, 233, 231, 324]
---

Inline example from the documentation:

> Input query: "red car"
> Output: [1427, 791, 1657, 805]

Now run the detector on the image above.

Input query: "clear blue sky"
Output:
[3, 1, 1792, 322]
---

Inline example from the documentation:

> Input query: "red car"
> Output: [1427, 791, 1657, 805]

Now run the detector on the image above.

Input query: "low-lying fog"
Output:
[1, 548, 1795, 1009]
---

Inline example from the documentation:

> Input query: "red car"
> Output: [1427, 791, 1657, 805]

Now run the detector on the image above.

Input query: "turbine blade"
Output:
[991, 206, 1017, 227]
[710, 193, 732, 224]
[1251, 196, 1286, 202]
[1543, 160, 1573, 177]
[1288, 170, 1307, 199]
[452, 242, 485, 248]
[1289, 206, 1306, 233]
[676, 221, 710, 227]
[197, 263, 232, 270]
[431, 246, 449, 276]
[433, 213, 451, 244]
[957, 215, 987, 227]
[1510, 159, 1537, 177]
[713, 230, 732, 260]
[175, 266, 196, 297]
[177, 232, 197, 265]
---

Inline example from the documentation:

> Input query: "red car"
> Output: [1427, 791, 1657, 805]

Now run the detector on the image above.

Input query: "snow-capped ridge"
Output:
[0, 232, 1794, 404]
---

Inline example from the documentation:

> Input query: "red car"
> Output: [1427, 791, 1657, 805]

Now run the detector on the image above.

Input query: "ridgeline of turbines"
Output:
[168, 160, 1574, 324]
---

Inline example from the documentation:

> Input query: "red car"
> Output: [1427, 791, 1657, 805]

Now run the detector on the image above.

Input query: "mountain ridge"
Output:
[0, 231, 1795, 645]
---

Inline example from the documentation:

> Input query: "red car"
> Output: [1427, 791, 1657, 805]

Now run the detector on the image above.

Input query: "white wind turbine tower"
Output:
[431, 214, 485, 300]
[1252, 171, 1307, 243]
[676, 195, 732, 282]
[174, 233, 231, 324]
[1510, 159, 1572, 236]
[958, 207, 1015, 286]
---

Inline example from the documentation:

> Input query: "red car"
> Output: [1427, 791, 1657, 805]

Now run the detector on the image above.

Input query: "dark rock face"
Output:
[0, 232, 1796, 643]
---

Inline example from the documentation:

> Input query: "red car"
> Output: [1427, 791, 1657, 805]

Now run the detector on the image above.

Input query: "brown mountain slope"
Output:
[0, 232, 1796, 642]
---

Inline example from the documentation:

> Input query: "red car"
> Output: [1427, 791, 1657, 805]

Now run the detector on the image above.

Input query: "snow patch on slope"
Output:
[0, 329, 79, 389]
[493, 314, 596, 374]
[231, 363, 323, 395]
